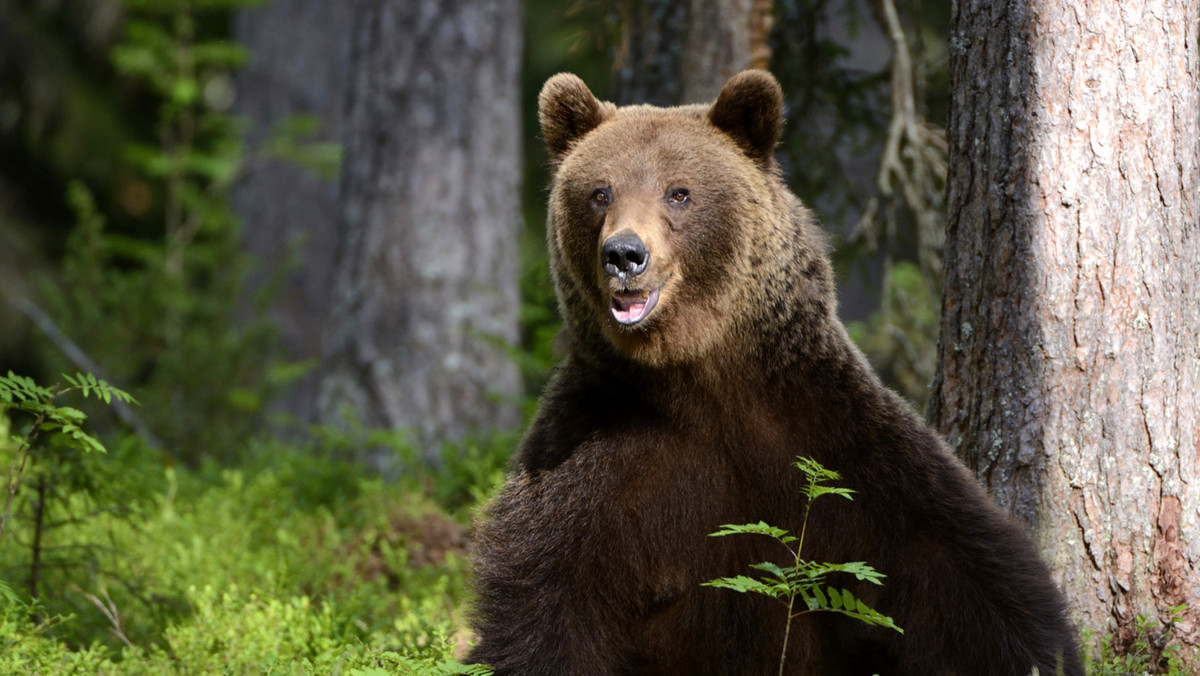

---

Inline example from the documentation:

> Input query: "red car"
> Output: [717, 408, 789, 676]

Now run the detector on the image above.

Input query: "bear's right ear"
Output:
[539, 73, 613, 162]
[709, 70, 784, 166]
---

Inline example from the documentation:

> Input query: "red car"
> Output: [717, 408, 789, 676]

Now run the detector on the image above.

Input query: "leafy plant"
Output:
[704, 456, 901, 675]
[0, 369, 161, 648]
[0, 371, 136, 544]
[1085, 605, 1192, 676]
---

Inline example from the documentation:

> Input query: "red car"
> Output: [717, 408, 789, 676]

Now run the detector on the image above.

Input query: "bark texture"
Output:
[233, 2, 352, 424]
[931, 0, 1200, 655]
[611, 0, 772, 106]
[319, 0, 524, 465]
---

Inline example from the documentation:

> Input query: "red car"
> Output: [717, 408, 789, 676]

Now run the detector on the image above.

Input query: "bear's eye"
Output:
[590, 187, 611, 207]
[667, 188, 690, 205]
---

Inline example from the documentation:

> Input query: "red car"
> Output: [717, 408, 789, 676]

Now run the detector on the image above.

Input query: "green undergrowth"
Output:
[2, 396, 1194, 675]
[1083, 607, 1193, 676]
[0, 433, 493, 675]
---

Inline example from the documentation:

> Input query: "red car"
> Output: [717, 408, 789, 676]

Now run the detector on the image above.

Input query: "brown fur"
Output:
[468, 71, 1082, 675]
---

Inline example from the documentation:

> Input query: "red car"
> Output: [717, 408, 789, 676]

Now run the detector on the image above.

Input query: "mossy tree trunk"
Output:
[318, 0, 524, 466]
[930, 0, 1200, 658]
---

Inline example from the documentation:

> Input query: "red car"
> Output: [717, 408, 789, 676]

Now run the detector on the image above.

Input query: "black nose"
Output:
[601, 232, 649, 280]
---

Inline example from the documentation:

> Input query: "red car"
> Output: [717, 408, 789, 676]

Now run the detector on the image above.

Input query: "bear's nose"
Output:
[601, 232, 649, 280]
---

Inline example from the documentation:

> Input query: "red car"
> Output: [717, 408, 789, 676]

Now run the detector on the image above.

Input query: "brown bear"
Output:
[467, 70, 1082, 676]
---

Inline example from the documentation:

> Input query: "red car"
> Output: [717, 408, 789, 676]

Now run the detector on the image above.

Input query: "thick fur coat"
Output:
[467, 70, 1082, 676]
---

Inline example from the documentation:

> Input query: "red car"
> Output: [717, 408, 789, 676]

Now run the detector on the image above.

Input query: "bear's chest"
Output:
[544, 426, 807, 669]
[542, 417, 811, 585]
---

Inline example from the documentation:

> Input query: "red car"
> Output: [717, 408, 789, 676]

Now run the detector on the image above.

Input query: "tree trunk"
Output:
[930, 0, 1200, 657]
[611, 0, 772, 106]
[233, 2, 352, 425]
[319, 0, 524, 467]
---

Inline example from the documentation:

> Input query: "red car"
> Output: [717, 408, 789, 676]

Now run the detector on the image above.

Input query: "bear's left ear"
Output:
[709, 70, 784, 166]
[539, 73, 615, 163]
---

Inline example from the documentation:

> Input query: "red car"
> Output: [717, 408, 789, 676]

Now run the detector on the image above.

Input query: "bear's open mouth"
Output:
[610, 285, 662, 326]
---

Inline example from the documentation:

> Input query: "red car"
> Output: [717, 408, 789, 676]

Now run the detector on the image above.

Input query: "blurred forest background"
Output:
[0, 0, 1192, 673]
[0, 0, 947, 458]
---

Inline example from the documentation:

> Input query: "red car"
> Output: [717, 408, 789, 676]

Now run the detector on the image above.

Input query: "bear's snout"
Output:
[601, 231, 649, 281]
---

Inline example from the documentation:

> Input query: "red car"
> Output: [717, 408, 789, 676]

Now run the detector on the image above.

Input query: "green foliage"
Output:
[847, 260, 939, 409]
[0, 584, 125, 673]
[0, 371, 157, 648]
[0, 371, 136, 541]
[1084, 606, 1192, 676]
[0, 434, 490, 674]
[705, 456, 901, 675]
[0, 371, 135, 460]
[260, 113, 345, 181]
[423, 434, 515, 518]
[2, 374, 491, 673]
[152, 583, 483, 674]
[37, 0, 295, 465]
[299, 417, 512, 519]
[0, 581, 487, 675]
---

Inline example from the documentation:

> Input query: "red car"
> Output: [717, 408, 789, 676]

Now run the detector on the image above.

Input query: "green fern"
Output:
[704, 457, 901, 675]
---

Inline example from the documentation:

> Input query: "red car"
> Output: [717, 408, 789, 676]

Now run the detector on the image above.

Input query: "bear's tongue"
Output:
[611, 288, 660, 326]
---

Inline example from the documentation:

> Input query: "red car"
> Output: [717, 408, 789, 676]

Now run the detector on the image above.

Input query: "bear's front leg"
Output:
[467, 469, 641, 675]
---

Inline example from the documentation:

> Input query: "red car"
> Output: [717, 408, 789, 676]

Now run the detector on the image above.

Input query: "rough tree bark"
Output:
[319, 0, 524, 466]
[233, 2, 352, 425]
[930, 0, 1199, 657]
[611, 0, 772, 106]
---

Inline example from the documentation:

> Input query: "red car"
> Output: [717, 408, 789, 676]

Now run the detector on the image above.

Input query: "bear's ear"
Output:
[709, 70, 784, 165]
[539, 73, 613, 162]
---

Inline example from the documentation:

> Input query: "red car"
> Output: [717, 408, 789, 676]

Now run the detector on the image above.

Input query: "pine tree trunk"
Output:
[611, 0, 772, 106]
[233, 2, 352, 425]
[930, 0, 1200, 656]
[319, 0, 524, 467]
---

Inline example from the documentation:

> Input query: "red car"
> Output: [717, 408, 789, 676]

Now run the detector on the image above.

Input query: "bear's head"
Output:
[540, 70, 833, 369]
